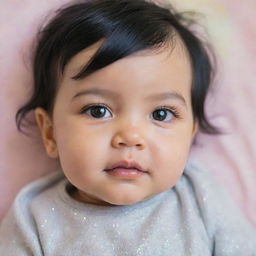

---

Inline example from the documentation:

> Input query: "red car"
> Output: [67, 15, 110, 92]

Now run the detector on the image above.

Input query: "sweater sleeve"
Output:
[210, 184, 256, 255]
[0, 171, 63, 255]
[185, 161, 256, 255]
[0, 204, 43, 256]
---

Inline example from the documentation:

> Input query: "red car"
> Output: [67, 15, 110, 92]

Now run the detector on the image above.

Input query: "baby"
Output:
[0, 0, 255, 255]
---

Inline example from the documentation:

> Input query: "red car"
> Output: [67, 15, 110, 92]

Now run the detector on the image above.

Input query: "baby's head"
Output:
[16, 0, 218, 206]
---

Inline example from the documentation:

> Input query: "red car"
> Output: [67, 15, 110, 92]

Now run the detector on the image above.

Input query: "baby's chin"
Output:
[103, 193, 157, 206]
[84, 193, 150, 207]
[72, 187, 159, 206]
[72, 189, 144, 206]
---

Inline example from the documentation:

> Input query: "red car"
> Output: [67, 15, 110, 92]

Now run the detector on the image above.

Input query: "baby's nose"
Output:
[111, 126, 146, 150]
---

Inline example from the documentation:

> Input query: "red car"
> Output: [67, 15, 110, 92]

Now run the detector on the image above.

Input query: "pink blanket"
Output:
[0, 0, 255, 224]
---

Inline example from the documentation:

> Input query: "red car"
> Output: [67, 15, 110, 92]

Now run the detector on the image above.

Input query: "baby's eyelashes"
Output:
[79, 103, 181, 124]
[80, 104, 112, 119]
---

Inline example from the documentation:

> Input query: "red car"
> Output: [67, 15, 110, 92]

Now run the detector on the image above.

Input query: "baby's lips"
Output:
[105, 160, 148, 173]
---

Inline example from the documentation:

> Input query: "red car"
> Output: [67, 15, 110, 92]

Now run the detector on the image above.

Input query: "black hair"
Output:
[16, 0, 220, 134]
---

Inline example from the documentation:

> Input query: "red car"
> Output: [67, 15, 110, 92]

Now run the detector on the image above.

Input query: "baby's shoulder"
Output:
[17, 170, 63, 198]
[178, 161, 224, 200]
[174, 161, 224, 222]
[176, 161, 254, 236]
[11, 171, 64, 218]
[0, 171, 65, 252]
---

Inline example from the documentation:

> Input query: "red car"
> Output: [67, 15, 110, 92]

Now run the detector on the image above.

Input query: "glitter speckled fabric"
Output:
[0, 162, 255, 255]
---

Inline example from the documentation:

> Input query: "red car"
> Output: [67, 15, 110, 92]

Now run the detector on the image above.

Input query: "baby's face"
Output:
[35, 39, 197, 206]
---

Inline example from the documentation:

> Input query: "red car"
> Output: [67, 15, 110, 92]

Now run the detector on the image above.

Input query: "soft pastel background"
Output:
[0, 0, 255, 224]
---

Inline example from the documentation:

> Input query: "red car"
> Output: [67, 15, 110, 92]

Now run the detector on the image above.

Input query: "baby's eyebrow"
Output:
[72, 88, 119, 101]
[146, 92, 187, 108]
[72, 88, 187, 108]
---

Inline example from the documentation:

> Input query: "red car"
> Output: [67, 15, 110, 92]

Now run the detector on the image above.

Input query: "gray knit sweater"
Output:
[0, 162, 255, 255]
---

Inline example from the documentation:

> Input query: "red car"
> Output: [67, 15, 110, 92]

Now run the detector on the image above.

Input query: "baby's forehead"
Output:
[63, 40, 104, 78]
[63, 36, 190, 80]
[58, 40, 192, 110]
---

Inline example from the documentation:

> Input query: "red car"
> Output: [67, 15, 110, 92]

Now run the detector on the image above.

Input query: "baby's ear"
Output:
[34, 108, 59, 159]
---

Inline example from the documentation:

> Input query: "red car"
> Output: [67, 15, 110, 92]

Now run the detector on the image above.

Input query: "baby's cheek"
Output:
[153, 144, 189, 187]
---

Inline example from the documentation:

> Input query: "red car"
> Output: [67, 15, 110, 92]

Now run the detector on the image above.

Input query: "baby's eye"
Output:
[151, 108, 176, 122]
[81, 105, 112, 119]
